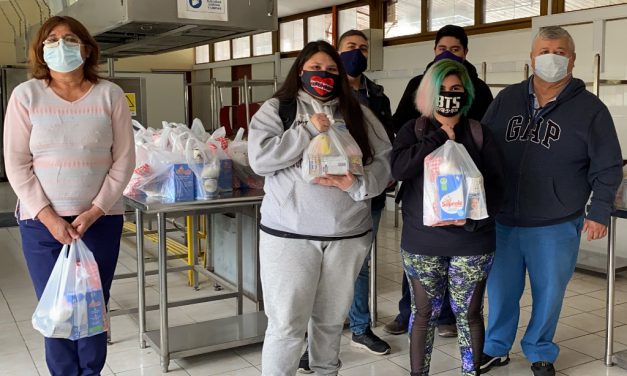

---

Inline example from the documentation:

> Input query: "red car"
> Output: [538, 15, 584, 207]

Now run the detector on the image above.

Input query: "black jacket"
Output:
[391, 117, 504, 256]
[483, 77, 623, 227]
[361, 75, 395, 211]
[392, 60, 494, 134]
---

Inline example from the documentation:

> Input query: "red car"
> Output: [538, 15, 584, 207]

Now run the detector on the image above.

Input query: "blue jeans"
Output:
[484, 217, 583, 363]
[348, 207, 383, 335]
[19, 215, 123, 376]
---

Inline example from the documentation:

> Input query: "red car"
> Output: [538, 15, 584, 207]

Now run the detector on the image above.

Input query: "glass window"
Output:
[339, 6, 371, 37]
[195, 44, 210, 64]
[308, 13, 333, 43]
[428, 0, 474, 31]
[214, 40, 231, 61]
[253, 32, 273, 56]
[485, 0, 540, 22]
[385, 0, 421, 38]
[232, 36, 251, 59]
[565, 0, 627, 11]
[280, 19, 305, 52]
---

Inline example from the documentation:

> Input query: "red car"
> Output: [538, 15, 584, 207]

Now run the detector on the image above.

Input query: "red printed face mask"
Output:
[301, 70, 339, 99]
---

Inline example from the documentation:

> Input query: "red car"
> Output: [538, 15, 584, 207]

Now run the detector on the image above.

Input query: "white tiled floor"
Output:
[2, 208, 627, 375]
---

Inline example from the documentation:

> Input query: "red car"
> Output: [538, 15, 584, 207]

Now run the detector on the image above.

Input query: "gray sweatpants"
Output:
[259, 231, 371, 376]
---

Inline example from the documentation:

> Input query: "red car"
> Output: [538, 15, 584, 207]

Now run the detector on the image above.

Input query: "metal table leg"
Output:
[370, 235, 378, 327]
[191, 215, 199, 291]
[157, 212, 170, 372]
[605, 216, 617, 366]
[236, 212, 243, 315]
[136, 209, 146, 349]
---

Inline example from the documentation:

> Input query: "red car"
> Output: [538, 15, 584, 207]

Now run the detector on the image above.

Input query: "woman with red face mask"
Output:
[248, 40, 392, 376]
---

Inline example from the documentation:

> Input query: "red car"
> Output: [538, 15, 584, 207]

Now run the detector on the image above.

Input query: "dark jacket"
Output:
[483, 77, 623, 227]
[361, 75, 395, 211]
[391, 117, 504, 256]
[392, 60, 494, 134]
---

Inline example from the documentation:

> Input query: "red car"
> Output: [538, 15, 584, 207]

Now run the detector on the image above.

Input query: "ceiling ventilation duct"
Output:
[17, 0, 276, 61]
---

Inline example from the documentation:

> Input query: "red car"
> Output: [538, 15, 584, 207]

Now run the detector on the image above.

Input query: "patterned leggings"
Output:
[401, 250, 493, 376]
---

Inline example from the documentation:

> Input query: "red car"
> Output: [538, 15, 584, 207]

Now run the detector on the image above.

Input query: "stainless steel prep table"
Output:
[125, 190, 265, 373]
[605, 207, 627, 368]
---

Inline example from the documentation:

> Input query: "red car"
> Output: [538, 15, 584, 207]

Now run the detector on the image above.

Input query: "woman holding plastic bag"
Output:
[248, 40, 391, 376]
[391, 59, 503, 376]
[4, 16, 134, 376]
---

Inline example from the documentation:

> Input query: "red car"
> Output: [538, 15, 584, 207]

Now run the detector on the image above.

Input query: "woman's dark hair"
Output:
[274, 40, 373, 165]
[29, 16, 101, 83]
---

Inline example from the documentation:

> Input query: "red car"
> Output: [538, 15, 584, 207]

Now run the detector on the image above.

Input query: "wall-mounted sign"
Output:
[125, 93, 137, 116]
[177, 0, 228, 22]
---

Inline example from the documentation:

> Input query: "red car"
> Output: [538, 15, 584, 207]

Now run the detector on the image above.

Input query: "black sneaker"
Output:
[351, 328, 391, 355]
[297, 350, 313, 374]
[479, 352, 510, 373]
[531, 361, 556, 376]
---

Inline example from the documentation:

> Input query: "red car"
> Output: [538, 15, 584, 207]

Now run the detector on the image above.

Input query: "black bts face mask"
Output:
[436, 91, 466, 117]
[301, 70, 340, 99]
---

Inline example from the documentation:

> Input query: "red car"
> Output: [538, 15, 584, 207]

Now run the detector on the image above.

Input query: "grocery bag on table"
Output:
[423, 140, 488, 226]
[32, 240, 107, 340]
[186, 137, 221, 199]
[229, 128, 264, 190]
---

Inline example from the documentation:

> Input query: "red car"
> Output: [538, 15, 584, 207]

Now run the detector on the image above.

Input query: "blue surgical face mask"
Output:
[43, 40, 85, 73]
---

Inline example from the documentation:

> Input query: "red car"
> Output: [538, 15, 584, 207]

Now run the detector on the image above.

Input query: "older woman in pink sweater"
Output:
[4, 16, 134, 376]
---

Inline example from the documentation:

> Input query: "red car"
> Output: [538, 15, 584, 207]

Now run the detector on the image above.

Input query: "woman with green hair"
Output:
[391, 59, 504, 375]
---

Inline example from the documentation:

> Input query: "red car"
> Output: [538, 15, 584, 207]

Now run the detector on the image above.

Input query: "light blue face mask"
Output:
[43, 40, 85, 73]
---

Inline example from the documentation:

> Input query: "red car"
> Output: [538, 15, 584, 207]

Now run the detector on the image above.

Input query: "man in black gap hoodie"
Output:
[478, 27, 622, 376]
[384, 25, 494, 339]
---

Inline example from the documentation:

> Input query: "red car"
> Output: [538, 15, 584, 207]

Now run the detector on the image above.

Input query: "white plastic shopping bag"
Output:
[423, 140, 488, 226]
[302, 122, 364, 182]
[32, 239, 108, 340]
[302, 100, 363, 182]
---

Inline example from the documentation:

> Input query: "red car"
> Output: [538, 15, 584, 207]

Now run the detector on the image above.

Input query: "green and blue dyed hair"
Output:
[416, 59, 475, 118]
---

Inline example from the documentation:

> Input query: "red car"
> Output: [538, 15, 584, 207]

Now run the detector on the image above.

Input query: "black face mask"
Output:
[301, 70, 340, 99]
[436, 91, 466, 117]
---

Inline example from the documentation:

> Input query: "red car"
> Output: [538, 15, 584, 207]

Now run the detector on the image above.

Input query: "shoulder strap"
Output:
[413, 116, 430, 140]
[278, 98, 297, 131]
[468, 119, 484, 150]
[396, 117, 431, 205]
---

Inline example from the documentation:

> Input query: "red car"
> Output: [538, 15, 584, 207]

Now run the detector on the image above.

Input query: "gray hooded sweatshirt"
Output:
[248, 90, 392, 238]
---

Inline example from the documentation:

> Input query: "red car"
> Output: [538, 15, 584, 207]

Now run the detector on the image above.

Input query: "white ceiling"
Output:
[277, 0, 356, 17]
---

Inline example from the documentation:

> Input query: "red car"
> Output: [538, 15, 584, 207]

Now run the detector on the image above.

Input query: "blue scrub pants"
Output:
[484, 216, 583, 363]
[19, 215, 123, 376]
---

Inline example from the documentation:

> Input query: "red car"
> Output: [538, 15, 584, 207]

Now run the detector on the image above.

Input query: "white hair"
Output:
[533, 26, 576, 54]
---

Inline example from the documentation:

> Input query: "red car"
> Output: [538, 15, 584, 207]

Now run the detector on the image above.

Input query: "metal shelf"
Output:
[143, 312, 267, 362]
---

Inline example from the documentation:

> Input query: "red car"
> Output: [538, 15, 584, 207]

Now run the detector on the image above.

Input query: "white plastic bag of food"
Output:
[229, 128, 264, 189]
[185, 137, 221, 199]
[32, 240, 107, 340]
[302, 122, 364, 182]
[423, 140, 488, 226]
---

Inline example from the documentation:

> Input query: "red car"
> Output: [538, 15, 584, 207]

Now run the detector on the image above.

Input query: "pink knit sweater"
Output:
[4, 78, 135, 220]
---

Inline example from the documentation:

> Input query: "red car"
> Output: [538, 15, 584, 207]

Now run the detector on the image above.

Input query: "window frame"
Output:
[382, 0, 547, 45]
[193, 0, 624, 64]
[213, 40, 232, 62]
[252, 32, 274, 57]
[232, 35, 252, 59]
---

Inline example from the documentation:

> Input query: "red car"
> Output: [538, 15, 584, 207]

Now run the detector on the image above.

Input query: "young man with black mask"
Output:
[384, 24, 493, 339]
